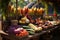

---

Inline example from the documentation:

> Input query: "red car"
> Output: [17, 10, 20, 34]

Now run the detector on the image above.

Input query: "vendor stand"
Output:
[0, 0, 60, 40]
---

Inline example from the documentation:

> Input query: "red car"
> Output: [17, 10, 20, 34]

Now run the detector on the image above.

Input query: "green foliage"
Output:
[1, 0, 10, 13]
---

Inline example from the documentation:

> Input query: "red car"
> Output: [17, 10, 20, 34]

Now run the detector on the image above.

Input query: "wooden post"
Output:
[16, 0, 18, 19]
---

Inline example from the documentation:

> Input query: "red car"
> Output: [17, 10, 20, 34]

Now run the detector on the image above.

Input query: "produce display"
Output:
[8, 5, 44, 16]
[16, 29, 29, 37]
[1, 0, 60, 40]
[8, 25, 29, 37]
[6, 5, 60, 38]
[7, 20, 29, 38]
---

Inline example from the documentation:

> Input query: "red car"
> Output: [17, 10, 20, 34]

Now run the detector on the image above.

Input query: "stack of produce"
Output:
[15, 28, 29, 37]
[7, 20, 29, 37]
[8, 27, 29, 37]
[22, 23, 43, 35]
[28, 23, 43, 31]
[19, 16, 30, 24]
[8, 5, 45, 16]
[23, 26, 35, 35]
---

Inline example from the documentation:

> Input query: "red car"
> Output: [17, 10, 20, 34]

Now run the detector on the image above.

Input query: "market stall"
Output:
[0, 0, 60, 40]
